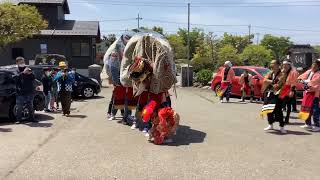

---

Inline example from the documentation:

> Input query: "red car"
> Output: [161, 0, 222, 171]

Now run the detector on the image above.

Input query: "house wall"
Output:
[0, 36, 95, 69]
[288, 47, 316, 69]
[35, 4, 61, 28]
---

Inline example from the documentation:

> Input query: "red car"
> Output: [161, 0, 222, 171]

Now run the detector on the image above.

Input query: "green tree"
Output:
[260, 34, 292, 60]
[0, 2, 48, 47]
[196, 69, 213, 85]
[192, 32, 220, 71]
[152, 26, 164, 35]
[191, 57, 215, 72]
[102, 34, 117, 48]
[218, 45, 240, 66]
[166, 34, 187, 60]
[313, 46, 320, 55]
[177, 28, 205, 59]
[240, 45, 273, 66]
[218, 33, 254, 53]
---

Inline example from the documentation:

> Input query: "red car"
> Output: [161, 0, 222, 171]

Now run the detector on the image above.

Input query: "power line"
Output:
[142, 18, 320, 33]
[252, 25, 320, 32]
[143, 18, 248, 27]
[70, 0, 320, 8]
[71, 0, 320, 5]
[100, 18, 136, 22]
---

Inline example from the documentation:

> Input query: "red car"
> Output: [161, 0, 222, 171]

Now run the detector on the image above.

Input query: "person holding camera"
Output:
[15, 57, 38, 123]
[53, 62, 75, 116]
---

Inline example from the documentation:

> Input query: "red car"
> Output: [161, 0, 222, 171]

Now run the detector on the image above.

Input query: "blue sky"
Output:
[66, 0, 320, 45]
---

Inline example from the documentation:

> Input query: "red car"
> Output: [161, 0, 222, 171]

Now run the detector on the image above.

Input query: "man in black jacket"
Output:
[41, 68, 53, 112]
[15, 57, 38, 123]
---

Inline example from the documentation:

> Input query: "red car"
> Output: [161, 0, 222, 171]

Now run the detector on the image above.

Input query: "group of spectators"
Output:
[14, 57, 75, 123]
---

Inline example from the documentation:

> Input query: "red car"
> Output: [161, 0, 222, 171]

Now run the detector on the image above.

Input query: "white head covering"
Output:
[283, 60, 292, 65]
[224, 61, 232, 67]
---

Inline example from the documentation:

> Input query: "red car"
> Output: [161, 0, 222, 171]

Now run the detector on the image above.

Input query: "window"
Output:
[0, 73, 15, 93]
[81, 43, 90, 56]
[72, 42, 90, 57]
[234, 68, 244, 76]
[12, 48, 24, 59]
[248, 71, 257, 76]
[255, 68, 270, 77]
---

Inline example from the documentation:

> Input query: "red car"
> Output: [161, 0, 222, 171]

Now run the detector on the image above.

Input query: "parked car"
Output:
[28, 65, 101, 98]
[211, 66, 304, 99]
[34, 54, 66, 66]
[0, 69, 45, 121]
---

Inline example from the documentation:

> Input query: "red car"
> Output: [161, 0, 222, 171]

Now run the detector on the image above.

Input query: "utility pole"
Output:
[136, 13, 142, 29]
[187, 2, 191, 87]
[248, 24, 251, 44]
[256, 33, 260, 45]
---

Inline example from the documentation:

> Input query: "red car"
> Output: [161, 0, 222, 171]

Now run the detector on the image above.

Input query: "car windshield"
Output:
[255, 68, 270, 77]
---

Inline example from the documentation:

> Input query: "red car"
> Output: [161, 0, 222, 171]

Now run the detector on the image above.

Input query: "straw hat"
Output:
[59, 61, 67, 67]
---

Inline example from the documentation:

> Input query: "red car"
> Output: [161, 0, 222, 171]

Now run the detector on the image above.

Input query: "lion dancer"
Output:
[219, 61, 235, 103]
[105, 33, 135, 124]
[121, 34, 179, 144]
[262, 60, 287, 134]
[298, 60, 320, 132]
[279, 60, 298, 124]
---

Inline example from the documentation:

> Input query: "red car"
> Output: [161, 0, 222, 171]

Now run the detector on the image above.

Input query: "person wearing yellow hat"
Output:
[53, 61, 75, 116]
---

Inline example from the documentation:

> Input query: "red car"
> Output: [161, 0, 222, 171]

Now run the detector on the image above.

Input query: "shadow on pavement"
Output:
[35, 114, 55, 122]
[73, 96, 104, 102]
[66, 115, 87, 119]
[169, 125, 207, 146]
[268, 130, 312, 136]
[222, 102, 248, 105]
[289, 116, 299, 120]
[0, 128, 12, 132]
[24, 122, 53, 128]
[0, 113, 54, 128]
[287, 122, 305, 126]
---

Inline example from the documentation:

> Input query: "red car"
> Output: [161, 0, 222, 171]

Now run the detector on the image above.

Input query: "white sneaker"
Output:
[220, 100, 223, 103]
[108, 116, 115, 121]
[280, 127, 287, 134]
[264, 125, 274, 131]
[300, 125, 312, 130]
[312, 127, 320, 132]
[145, 132, 150, 137]
[131, 123, 137, 130]
[107, 113, 111, 119]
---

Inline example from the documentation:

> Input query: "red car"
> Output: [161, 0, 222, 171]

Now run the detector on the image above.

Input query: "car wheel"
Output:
[9, 103, 17, 122]
[82, 86, 94, 98]
[12, 104, 31, 121]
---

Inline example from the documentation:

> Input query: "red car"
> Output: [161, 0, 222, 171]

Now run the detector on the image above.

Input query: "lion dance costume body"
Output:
[120, 32, 179, 145]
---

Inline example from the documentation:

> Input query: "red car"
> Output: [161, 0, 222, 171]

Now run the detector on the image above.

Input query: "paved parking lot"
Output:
[1, 87, 319, 180]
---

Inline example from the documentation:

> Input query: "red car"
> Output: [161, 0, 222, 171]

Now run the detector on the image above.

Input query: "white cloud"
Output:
[80, 1, 100, 12]
[160, 10, 249, 35]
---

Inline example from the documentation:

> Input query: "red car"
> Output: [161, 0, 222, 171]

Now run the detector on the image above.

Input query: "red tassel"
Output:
[142, 101, 157, 123]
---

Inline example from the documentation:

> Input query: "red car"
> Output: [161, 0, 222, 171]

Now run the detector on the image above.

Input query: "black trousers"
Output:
[292, 93, 297, 111]
[59, 91, 72, 115]
[283, 96, 292, 123]
[267, 96, 285, 127]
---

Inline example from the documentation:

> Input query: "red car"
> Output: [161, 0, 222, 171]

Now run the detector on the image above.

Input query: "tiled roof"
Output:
[3, 0, 70, 14]
[40, 20, 100, 36]
[9, 0, 65, 4]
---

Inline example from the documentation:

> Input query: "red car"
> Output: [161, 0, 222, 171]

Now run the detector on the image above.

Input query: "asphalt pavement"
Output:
[0, 87, 319, 180]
